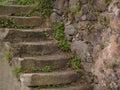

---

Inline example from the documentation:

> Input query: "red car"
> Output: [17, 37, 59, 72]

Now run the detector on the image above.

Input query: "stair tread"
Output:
[2, 28, 53, 42]
[0, 4, 32, 16]
[2, 28, 52, 32]
[15, 41, 58, 45]
[0, 15, 50, 28]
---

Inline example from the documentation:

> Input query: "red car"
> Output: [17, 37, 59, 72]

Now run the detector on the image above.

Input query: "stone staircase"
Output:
[0, 5, 93, 90]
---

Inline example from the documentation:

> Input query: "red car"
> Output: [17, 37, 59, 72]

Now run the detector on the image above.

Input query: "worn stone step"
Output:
[11, 41, 58, 57]
[39, 84, 93, 90]
[21, 83, 93, 90]
[0, 15, 50, 28]
[12, 53, 69, 71]
[22, 84, 93, 90]
[20, 70, 79, 86]
[1, 28, 53, 42]
[0, 5, 32, 15]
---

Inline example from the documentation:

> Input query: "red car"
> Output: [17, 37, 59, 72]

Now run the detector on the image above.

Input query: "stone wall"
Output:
[50, 0, 120, 90]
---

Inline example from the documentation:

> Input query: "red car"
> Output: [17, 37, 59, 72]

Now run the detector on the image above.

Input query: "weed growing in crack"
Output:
[98, 17, 110, 28]
[12, 66, 23, 77]
[67, 52, 81, 73]
[42, 66, 52, 72]
[58, 39, 70, 51]
[52, 20, 70, 52]
[85, 23, 93, 32]
[104, 0, 112, 4]
[100, 44, 105, 50]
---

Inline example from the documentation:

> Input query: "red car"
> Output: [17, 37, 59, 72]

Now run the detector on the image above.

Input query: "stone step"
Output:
[11, 41, 59, 57]
[0, 5, 32, 15]
[20, 70, 79, 86]
[12, 53, 69, 71]
[39, 85, 93, 90]
[21, 83, 93, 90]
[0, 15, 50, 28]
[1, 28, 53, 42]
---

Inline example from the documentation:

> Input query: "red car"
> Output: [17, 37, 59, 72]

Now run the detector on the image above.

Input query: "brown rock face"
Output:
[110, 17, 120, 30]
[93, 32, 120, 90]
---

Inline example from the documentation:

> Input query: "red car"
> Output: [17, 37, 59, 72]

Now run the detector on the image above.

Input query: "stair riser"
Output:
[21, 85, 93, 90]
[0, 5, 32, 15]
[0, 16, 50, 28]
[12, 58, 69, 71]
[11, 43, 59, 57]
[3, 29, 53, 42]
[20, 72, 79, 86]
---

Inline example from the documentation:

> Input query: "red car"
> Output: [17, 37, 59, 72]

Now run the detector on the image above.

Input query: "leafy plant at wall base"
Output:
[69, 3, 81, 13]
[52, 20, 70, 52]
[17, 0, 35, 5]
[17, 0, 52, 18]
[99, 17, 110, 28]
[35, 0, 52, 18]
[3, 53, 11, 60]
[52, 21, 64, 41]
[104, 0, 112, 4]
[58, 39, 70, 51]
[67, 53, 81, 73]
[12, 66, 23, 77]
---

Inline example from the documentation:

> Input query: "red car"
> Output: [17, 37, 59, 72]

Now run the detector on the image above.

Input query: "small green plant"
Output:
[0, 18, 28, 29]
[0, 0, 10, 5]
[67, 53, 81, 73]
[12, 12, 32, 17]
[44, 32, 50, 38]
[98, 17, 110, 28]
[12, 66, 23, 77]
[42, 66, 52, 72]
[100, 44, 105, 50]
[85, 24, 93, 32]
[18, 0, 52, 18]
[34, 0, 52, 18]
[52, 21, 64, 41]
[3, 53, 12, 62]
[0, 18, 13, 27]
[105, 62, 117, 69]
[104, 0, 112, 4]
[31, 67, 38, 72]
[69, 3, 81, 13]
[17, 0, 35, 5]
[58, 39, 70, 51]
[52, 20, 70, 51]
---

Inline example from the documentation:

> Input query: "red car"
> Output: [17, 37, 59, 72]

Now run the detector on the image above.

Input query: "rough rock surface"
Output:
[51, 0, 120, 90]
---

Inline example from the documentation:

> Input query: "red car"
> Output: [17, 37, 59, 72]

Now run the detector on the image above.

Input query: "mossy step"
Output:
[10, 41, 59, 57]
[12, 53, 69, 71]
[0, 4, 32, 15]
[20, 70, 79, 86]
[1, 28, 53, 42]
[0, 15, 50, 28]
